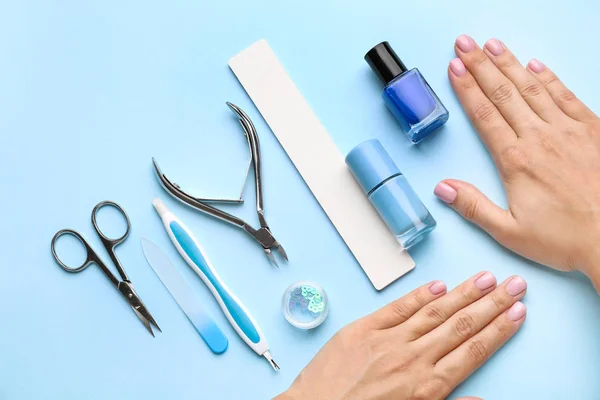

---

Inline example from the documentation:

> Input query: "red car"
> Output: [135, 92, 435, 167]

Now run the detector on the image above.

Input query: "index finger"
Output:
[448, 57, 518, 159]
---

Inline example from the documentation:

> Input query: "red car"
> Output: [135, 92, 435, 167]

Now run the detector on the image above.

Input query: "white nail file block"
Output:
[229, 39, 415, 290]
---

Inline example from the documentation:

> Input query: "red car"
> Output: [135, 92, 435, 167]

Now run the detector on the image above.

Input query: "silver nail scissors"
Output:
[51, 201, 161, 336]
[152, 102, 288, 267]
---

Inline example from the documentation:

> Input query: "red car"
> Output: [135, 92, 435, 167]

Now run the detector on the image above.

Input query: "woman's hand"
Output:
[276, 273, 527, 400]
[435, 35, 600, 287]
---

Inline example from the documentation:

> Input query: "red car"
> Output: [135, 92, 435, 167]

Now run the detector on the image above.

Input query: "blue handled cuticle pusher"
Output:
[151, 197, 280, 371]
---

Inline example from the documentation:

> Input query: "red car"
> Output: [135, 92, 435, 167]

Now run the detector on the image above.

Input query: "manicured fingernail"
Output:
[507, 301, 527, 321]
[506, 276, 527, 296]
[485, 39, 504, 56]
[449, 58, 466, 77]
[528, 59, 545, 73]
[429, 281, 447, 295]
[456, 35, 474, 53]
[474, 272, 496, 291]
[434, 182, 457, 203]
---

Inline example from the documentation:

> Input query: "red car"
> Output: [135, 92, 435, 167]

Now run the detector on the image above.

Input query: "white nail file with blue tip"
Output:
[141, 237, 228, 354]
[152, 198, 279, 371]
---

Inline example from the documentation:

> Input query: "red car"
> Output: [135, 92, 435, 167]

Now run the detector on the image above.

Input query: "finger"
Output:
[448, 57, 517, 156]
[434, 180, 517, 243]
[455, 35, 540, 132]
[482, 39, 563, 123]
[367, 280, 447, 329]
[436, 302, 526, 387]
[418, 276, 527, 360]
[527, 59, 597, 122]
[400, 271, 497, 339]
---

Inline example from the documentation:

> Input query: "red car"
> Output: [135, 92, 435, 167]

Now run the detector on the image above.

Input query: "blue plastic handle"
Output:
[169, 221, 261, 344]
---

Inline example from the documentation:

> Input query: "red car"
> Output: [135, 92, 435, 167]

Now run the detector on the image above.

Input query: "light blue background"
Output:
[1, 0, 599, 399]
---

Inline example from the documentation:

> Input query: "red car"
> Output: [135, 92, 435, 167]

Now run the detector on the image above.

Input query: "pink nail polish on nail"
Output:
[449, 58, 466, 77]
[507, 301, 527, 321]
[528, 59, 545, 73]
[456, 35, 474, 53]
[506, 276, 527, 296]
[485, 39, 504, 56]
[474, 272, 496, 291]
[434, 182, 457, 203]
[429, 281, 447, 295]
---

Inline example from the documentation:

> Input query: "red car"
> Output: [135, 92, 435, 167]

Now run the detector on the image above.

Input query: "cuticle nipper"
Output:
[152, 102, 288, 268]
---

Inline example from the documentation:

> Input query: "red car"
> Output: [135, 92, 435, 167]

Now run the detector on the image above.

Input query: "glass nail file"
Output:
[151, 198, 280, 371]
[141, 237, 228, 354]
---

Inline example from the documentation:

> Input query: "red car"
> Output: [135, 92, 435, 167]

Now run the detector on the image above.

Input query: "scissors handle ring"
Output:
[50, 229, 94, 273]
[91, 201, 131, 244]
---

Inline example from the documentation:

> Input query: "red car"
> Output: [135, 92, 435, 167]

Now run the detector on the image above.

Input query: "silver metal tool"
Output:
[51, 201, 161, 336]
[152, 102, 288, 268]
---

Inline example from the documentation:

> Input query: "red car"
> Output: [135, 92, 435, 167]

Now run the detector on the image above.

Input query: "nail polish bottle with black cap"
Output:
[365, 42, 449, 144]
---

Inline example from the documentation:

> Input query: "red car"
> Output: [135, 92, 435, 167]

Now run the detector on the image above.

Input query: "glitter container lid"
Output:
[282, 281, 329, 329]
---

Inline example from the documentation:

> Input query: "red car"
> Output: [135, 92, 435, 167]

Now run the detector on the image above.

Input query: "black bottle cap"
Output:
[365, 42, 408, 85]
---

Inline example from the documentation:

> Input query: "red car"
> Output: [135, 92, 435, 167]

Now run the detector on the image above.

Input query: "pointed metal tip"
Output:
[271, 359, 280, 372]
[265, 250, 279, 268]
[147, 313, 162, 334]
[226, 101, 239, 114]
[277, 244, 289, 262]
[151, 158, 162, 174]
[226, 102, 250, 123]
[263, 351, 280, 372]
[141, 315, 156, 337]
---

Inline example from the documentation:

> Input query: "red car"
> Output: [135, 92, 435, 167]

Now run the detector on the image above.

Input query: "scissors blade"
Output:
[131, 306, 155, 337]
[135, 301, 162, 333]
[118, 281, 161, 336]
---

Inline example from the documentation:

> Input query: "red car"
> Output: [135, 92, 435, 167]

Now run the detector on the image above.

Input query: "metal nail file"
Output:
[141, 237, 228, 354]
[229, 39, 415, 290]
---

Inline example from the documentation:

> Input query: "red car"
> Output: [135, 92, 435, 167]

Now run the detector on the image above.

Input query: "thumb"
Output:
[434, 179, 515, 241]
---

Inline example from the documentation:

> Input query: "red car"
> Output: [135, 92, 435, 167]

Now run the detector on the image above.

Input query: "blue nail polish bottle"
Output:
[346, 139, 436, 249]
[365, 42, 449, 144]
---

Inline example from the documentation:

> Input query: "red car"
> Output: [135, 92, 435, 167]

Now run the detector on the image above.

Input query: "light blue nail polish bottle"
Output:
[346, 139, 436, 249]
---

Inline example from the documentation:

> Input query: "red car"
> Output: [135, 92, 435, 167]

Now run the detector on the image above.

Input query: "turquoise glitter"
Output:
[282, 281, 330, 329]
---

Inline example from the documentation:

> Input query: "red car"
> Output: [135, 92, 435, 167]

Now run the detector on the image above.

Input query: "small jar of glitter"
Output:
[282, 281, 329, 329]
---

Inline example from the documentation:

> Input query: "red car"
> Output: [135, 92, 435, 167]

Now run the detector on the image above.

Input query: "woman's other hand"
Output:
[436, 35, 600, 288]
[276, 273, 526, 400]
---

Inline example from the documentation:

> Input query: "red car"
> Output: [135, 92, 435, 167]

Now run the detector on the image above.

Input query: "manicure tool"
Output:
[152, 197, 280, 371]
[141, 238, 228, 354]
[229, 40, 414, 289]
[50, 201, 161, 336]
[151, 102, 288, 268]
